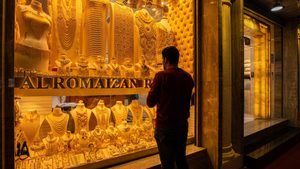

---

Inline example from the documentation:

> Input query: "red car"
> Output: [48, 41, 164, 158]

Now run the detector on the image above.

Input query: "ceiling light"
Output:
[270, 2, 284, 12]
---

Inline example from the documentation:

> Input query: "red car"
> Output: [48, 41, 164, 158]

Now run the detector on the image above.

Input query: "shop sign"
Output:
[14, 76, 153, 89]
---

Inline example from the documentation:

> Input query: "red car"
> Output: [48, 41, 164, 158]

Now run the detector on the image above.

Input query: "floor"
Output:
[243, 118, 287, 137]
[263, 141, 300, 169]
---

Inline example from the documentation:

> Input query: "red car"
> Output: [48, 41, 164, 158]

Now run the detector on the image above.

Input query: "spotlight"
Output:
[270, 1, 284, 12]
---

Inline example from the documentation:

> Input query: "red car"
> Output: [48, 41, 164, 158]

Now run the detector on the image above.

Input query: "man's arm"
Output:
[147, 74, 161, 108]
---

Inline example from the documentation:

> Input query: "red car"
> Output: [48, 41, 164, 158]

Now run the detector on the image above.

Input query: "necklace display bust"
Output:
[128, 100, 143, 125]
[70, 100, 92, 133]
[46, 107, 70, 137]
[75, 129, 91, 152]
[111, 101, 128, 126]
[43, 132, 60, 156]
[93, 56, 108, 76]
[62, 131, 74, 151]
[92, 100, 111, 129]
[55, 54, 72, 73]
[15, 0, 52, 72]
[19, 110, 41, 145]
[108, 58, 121, 77]
[91, 125, 107, 148]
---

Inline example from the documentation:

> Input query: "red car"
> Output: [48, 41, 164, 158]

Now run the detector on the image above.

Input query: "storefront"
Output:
[3, 0, 202, 168]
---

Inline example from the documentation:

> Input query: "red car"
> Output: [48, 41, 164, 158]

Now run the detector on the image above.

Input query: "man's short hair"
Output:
[162, 46, 179, 65]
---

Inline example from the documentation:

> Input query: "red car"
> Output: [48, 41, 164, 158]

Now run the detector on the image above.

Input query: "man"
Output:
[147, 46, 194, 169]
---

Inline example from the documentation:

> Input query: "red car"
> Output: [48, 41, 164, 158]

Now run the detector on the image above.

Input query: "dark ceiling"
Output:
[245, 0, 300, 19]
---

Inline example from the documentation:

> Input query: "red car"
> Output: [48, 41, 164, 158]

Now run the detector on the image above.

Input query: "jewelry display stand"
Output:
[70, 100, 92, 133]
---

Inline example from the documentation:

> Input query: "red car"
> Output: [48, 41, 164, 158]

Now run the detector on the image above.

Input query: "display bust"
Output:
[15, 0, 52, 72]
[111, 101, 128, 126]
[46, 107, 70, 137]
[70, 100, 92, 133]
[19, 109, 41, 146]
[128, 100, 144, 126]
[92, 100, 111, 129]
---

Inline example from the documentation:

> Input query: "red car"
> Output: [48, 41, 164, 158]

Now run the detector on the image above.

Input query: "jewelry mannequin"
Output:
[128, 100, 144, 126]
[93, 56, 108, 76]
[74, 129, 91, 152]
[46, 107, 70, 137]
[141, 118, 154, 142]
[108, 57, 121, 77]
[155, 5, 175, 64]
[15, 0, 52, 72]
[143, 105, 156, 126]
[105, 123, 119, 145]
[111, 101, 128, 126]
[108, 0, 135, 65]
[62, 131, 74, 151]
[92, 100, 111, 129]
[43, 132, 60, 156]
[120, 59, 135, 77]
[70, 100, 92, 133]
[76, 56, 89, 75]
[135, 8, 156, 64]
[91, 125, 107, 148]
[55, 53, 72, 73]
[116, 121, 131, 145]
[30, 139, 46, 157]
[19, 110, 42, 145]
[106, 123, 121, 156]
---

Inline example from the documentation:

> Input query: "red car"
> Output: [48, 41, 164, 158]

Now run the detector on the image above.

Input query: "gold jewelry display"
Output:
[82, 0, 108, 59]
[57, 0, 76, 50]
[120, 58, 135, 77]
[93, 56, 108, 76]
[109, 2, 135, 65]
[128, 100, 143, 126]
[71, 100, 91, 133]
[46, 108, 69, 137]
[92, 101, 111, 129]
[43, 132, 60, 156]
[62, 131, 74, 151]
[19, 110, 41, 145]
[91, 125, 107, 148]
[135, 9, 156, 64]
[15, 0, 52, 72]
[108, 57, 121, 76]
[111, 101, 128, 126]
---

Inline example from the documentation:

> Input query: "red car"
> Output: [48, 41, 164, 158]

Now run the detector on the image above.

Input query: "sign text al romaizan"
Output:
[14, 76, 153, 89]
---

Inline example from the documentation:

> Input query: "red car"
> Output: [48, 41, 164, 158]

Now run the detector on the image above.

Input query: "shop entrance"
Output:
[244, 15, 271, 123]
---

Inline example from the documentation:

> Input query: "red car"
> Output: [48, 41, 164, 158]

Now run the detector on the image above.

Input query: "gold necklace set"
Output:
[57, 0, 76, 50]
[47, 113, 68, 136]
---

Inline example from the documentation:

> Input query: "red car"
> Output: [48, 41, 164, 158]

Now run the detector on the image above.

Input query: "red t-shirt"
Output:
[147, 67, 194, 129]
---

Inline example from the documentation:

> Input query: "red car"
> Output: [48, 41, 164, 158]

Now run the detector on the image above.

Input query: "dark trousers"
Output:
[154, 127, 189, 169]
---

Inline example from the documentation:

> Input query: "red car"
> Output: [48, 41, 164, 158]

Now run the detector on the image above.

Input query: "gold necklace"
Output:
[129, 104, 143, 122]
[113, 2, 134, 64]
[47, 114, 68, 136]
[112, 105, 127, 125]
[76, 109, 88, 130]
[57, 0, 76, 50]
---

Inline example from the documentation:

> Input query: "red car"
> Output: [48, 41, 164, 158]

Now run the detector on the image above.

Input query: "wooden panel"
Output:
[231, 0, 244, 154]
[200, 0, 220, 168]
[283, 19, 299, 126]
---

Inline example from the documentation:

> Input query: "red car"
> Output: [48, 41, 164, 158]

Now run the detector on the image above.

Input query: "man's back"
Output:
[147, 67, 194, 129]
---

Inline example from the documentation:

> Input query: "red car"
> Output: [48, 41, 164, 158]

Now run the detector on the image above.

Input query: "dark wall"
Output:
[283, 19, 299, 126]
[231, 0, 244, 154]
[2, 0, 15, 168]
